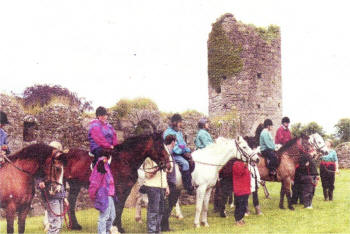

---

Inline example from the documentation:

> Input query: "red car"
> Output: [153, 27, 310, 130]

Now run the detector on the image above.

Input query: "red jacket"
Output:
[275, 125, 292, 145]
[232, 161, 251, 196]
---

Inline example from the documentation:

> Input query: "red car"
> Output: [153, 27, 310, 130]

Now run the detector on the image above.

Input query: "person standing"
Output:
[161, 135, 180, 232]
[194, 118, 213, 150]
[260, 119, 278, 177]
[143, 153, 170, 233]
[88, 156, 117, 234]
[275, 117, 292, 145]
[320, 140, 339, 201]
[232, 160, 251, 226]
[0, 111, 10, 165]
[163, 114, 195, 195]
[88, 106, 118, 165]
[299, 153, 319, 209]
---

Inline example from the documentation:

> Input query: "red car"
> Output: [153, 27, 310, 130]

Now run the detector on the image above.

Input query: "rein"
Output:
[3, 154, 32, 175]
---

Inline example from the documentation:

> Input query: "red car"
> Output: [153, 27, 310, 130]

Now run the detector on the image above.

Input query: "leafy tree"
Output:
[21, 84, 92, 112]
[291, 122, 325, 138]
[110, 98, 158, 118]
[335, 118, 350, 143]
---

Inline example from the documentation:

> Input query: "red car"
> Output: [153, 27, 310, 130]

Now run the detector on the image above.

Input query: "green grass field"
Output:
[1, 170, 350, 233]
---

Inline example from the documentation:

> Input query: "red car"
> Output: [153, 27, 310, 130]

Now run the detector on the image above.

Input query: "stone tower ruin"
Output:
[208, 13, 282, 136]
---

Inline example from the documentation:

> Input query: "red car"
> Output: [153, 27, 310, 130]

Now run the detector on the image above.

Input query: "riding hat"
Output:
[0, 111, 9, 125]
[171, 113, 183, 123]
[281, 117, 290, 124]
[96, 106, 108, 117]
[264, 119, 273, 128]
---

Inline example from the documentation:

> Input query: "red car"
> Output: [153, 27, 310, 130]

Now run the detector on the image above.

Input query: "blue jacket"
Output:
[194, 129, 213, 150]
[163, 127, 191, 155]
[0, 128, 10, 154]
[321, 149, 338, 162]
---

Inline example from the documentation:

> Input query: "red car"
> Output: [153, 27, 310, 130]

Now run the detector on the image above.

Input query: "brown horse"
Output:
[257, 135, 323, 210]
[0, 144, 66, 234]
[64, 132, 171, 233]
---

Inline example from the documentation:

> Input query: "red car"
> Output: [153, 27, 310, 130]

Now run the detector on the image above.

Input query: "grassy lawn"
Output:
[1, 170, 350, 233]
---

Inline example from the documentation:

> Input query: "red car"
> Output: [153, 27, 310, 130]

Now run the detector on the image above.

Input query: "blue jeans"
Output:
[145, 186, 165, 233]
[98, 196, 116, 234]
[173, 155, 189, 171]
[47, 199, 63, 234]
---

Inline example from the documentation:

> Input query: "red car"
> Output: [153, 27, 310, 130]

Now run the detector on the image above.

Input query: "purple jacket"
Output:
[88, 119, 118, 152]
[88, 158, 115, 210]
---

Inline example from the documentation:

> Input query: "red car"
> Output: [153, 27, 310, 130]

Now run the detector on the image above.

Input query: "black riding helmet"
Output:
[0, 111, 9, 125]
[281, 117, 290, 124]
[264, 119, 273, 128]
[96, 106, 108, 117]
[171, 113, 183, 123]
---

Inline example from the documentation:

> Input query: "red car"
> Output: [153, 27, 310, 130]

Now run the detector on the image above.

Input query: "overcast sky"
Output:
[0, 0, 349, 134]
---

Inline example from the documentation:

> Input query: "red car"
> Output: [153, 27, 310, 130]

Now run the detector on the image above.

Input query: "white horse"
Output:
[308, 133, 329, 156]
[135, 136, 259, 227]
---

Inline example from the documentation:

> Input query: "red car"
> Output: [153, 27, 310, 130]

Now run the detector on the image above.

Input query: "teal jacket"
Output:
[195, 129, 213, 150]
[321, 149, 338, 162]
[163, 127, 191, 155]
[259, 129, 275, 151]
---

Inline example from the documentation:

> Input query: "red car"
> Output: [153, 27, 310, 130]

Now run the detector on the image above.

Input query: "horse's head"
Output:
[148, 132, 171, 171]
[308, 133, 329, 158]
[43, 149, 66, 196]
[235, 136, 260, 164]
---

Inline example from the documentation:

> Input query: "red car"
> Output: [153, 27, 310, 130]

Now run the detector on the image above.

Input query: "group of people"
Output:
[0, 108, 340, 233]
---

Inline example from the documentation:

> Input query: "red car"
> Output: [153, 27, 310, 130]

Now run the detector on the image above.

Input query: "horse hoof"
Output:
[71, 224, 82, 230]
[194, 224, 200, 228]
[176, 215, 184, 220]
[201, 222, 209, 227]
[135, 217, 142, 224]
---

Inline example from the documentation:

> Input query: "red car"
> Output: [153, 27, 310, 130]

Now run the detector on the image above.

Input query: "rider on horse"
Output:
[275, 117, 292, 145]
[194, 118, 213, 150]
[260, 119, 278, 177]
[0, 111, 10, 166]
[88, 106, 118, 165]
[163, 114, 195, 195]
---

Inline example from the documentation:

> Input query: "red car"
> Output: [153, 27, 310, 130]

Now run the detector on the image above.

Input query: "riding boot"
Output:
[181, 170, 195, 195]
[328, 189, 334, 201]
[323, 188, 328, 201]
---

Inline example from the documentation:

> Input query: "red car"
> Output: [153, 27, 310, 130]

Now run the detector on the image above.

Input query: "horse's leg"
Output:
[67, 180, 82, 230]
[114, 186, 133, 233]
[18, 204, 31, 234]
[194, 185, 206, 228]
[6, 202, 16, 234]
[285, 179, 295, 210]
[135, 193, 143, 223]
[174, 198, 184, 219]
[200, 187, 213, 227]
[279, 182, 285, 209]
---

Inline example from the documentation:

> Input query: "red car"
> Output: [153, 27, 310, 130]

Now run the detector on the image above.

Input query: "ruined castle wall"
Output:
[208, 14, 282, 137]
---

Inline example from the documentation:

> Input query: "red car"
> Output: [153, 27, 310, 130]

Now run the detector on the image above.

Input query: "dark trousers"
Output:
[320, 164, 335, 200]
[92, 147, 104, 165]
[234, 194, 249, 221]
[301, 176, 315, 207]
[291, 182, 303, 204]
[252, 190, 259, 207]
[261, 149, 278, 171]
[145, 186, 165, 233]
[161, 183, 180, 231]
[217, 177, 233, 213]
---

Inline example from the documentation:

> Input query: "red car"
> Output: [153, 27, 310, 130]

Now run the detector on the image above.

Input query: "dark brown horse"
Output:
[64, 132, 171, 233]
[0, 144, 66, 234]
[257, 135, 321, 210]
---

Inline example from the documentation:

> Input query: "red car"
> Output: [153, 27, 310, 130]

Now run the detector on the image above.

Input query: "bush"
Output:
[110, 97, 158, 118]
[20, 84, 92, 112]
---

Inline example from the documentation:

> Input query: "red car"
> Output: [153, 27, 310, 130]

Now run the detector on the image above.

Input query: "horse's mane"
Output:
[192, 137, 235, 163]
[255, 124, 264, 139]
[114, 132, 163, 152]
[277, 138, 299, 154]
[8, 143, 54, 164]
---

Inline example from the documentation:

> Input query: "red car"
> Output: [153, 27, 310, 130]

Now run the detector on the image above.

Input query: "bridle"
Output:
[309, 135, 326, 155]
[235, 139, 258, 165]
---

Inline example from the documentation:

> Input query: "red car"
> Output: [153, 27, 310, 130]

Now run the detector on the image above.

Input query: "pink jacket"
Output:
[88, 119, 118, 152]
